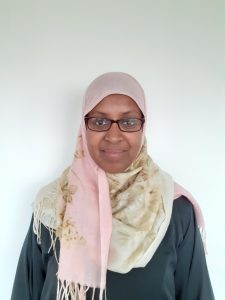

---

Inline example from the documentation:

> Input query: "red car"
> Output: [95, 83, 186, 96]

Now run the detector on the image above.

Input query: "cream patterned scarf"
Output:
[33, 141, 174, 299]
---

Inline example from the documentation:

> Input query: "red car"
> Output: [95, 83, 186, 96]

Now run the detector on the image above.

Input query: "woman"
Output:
[11, 72, 214, 300]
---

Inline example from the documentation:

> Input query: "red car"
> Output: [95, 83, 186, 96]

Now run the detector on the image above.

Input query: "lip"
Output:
[102, 149, 126, 153]
[101, 148, 127, 158]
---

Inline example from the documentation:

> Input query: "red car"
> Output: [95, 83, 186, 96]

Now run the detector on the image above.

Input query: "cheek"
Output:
[129, 133, 143, 153]
[85, 131, 102, 157]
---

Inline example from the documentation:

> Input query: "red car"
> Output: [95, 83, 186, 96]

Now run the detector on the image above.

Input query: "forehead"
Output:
[89, 94, 142, 115]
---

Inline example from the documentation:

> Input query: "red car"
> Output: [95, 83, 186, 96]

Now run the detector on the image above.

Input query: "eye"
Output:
[121, 118, 138, 127]
[93, 118, 109, 126]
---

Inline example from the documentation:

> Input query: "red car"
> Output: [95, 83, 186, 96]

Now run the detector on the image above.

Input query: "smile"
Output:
[101, 149, 127, 158]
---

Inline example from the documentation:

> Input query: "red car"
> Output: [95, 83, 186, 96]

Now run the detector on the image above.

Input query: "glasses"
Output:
[85, 117, 145, 132]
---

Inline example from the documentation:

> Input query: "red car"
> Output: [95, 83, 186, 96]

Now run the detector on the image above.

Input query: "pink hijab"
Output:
[56, 72, 205, 300]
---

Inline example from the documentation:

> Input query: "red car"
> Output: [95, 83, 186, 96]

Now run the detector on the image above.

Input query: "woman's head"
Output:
[82, 72, 146, 173]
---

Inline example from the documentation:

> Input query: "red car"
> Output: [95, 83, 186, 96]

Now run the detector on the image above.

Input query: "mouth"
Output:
[101, 148, 127, 159]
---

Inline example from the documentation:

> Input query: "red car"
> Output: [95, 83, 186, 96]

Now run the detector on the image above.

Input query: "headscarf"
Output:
[33, 72, 205, 300]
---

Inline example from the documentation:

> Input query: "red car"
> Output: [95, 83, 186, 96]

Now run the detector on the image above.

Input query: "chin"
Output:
[100, 163, 129, 174]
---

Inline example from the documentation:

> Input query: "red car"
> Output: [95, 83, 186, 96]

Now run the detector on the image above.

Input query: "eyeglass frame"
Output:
[84, 116, 145, 132]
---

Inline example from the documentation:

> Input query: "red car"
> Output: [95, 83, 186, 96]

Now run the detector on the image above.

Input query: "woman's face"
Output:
[85, 94, 144, 173]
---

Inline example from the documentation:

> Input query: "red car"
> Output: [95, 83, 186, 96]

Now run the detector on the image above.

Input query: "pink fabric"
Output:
[174, 182, 205, 228]
[57, 72, 147, 292]
[57, 72, 205, 297]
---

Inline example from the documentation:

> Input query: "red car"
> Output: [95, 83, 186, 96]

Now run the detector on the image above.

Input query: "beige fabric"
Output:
[107, 142, 174, 272]
[33, 142, 174, 273]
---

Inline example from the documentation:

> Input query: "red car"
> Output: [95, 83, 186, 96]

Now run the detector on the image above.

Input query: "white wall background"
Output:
[0, 0, 224, 299]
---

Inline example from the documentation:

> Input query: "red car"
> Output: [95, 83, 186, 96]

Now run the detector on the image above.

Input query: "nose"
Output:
[104, 122, 123, 143]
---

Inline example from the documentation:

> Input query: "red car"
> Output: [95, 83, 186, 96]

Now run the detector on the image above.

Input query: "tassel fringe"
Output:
[56, 280, 105, 300]
[33, 180, 58, 260]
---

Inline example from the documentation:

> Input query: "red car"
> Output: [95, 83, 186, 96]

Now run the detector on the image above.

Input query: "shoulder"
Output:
[172, 196, 195, 220]
[170, 196, 196, 245]
[32, 180, 58, 230]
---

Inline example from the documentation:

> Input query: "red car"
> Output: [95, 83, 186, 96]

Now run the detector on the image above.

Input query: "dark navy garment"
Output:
[11, 197, 214, 300]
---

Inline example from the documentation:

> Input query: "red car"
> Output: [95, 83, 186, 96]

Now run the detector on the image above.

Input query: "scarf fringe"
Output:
[56, 280, 105, 300]
[32, 182, 59, 261]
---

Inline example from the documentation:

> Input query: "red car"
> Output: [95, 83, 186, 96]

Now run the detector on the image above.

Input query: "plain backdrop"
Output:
[0, 0, 224, 299]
